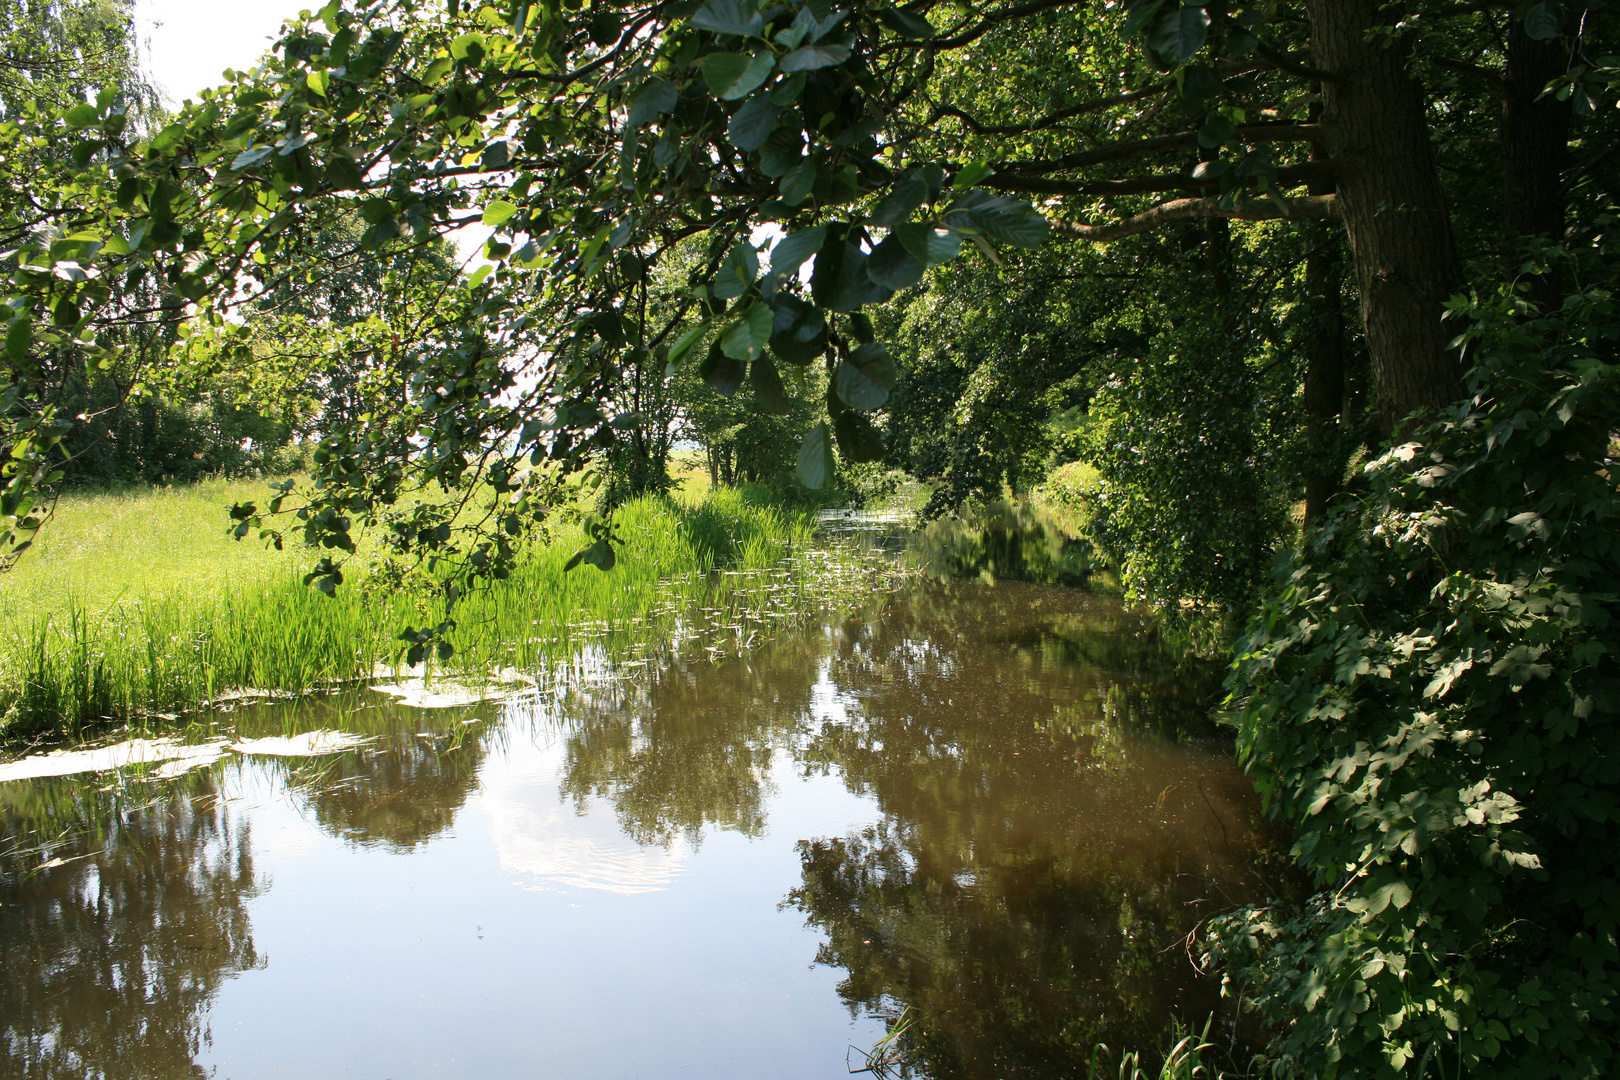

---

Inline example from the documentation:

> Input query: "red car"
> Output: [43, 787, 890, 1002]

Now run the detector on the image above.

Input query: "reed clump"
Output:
[0, 487, 845, 743]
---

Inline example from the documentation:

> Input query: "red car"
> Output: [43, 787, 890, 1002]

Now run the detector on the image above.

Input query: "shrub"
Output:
[1206, 269, 1620, 1077]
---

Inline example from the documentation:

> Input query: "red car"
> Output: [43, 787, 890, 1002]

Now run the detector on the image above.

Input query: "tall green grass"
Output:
[0, 487, 847, 742]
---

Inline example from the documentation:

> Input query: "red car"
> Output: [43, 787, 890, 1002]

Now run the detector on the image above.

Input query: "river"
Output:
[0, 522, 1268, 1079]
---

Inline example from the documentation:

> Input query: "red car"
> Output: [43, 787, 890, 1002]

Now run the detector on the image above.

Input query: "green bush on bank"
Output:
[1207, 268, 1620, 1077]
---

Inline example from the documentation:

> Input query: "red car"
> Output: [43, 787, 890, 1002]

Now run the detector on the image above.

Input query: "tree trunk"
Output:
[1503, 20, 1570, 311]
[1308, 0, 1464, 430]
[1303, 112, 1348, 528]
[1303, 225, 1347, 526]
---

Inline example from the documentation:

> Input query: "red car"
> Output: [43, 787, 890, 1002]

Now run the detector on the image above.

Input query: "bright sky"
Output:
[134, 0, 308, 106]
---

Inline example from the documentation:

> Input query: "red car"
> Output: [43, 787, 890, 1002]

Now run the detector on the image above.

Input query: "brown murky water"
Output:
[0, 577, 1268, 1079]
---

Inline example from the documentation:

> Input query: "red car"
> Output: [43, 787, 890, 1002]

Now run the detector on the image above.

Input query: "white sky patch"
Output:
[134, 0, 308, 107]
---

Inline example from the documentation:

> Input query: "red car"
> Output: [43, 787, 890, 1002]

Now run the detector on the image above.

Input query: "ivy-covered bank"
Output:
[1209, 268, 1620, 1076]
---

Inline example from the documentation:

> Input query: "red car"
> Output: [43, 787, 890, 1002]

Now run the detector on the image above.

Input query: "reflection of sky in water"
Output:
[187, 723, 886, 1079]
[481, 735, 692, 894]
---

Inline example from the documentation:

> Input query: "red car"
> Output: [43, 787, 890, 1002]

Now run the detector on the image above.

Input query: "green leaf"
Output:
[727, 96, 779, 151]
[699, 339, 747, 396]
[450, 33, 486, 60]
[1363, 880, 1414, 920]
[867, 234, 924, 289]
[895, 222, 962, 266]
[833, 411, 885, 462]
[780, 160, 817, 205]
[713, 242, 760, 299]
[483, 200, 519, 227]
[952, 161, 993, 189]
[627, 78, 678, 127]
[797, 422, 836, 488]
[589, 10, 620, 46]
[702, 51, 775, 100]
[360, 217, 401, 250]
[64, 103, 99, 129]
[306, 69, 330, 98]
[749, 354, 792, 413]
[964, 195, 1050, 248]
[769, 293, 828, 364]
[759, 128, 805, 176]
[1524, 2, 1561, 40]
[325, 155, 364, 190]
[1150, 5, 1210, 62]
[581, 539, 617, 570]
[720, 302, 773, 362]
[231, 146, 272, 170]
[834, 341, 897, 410]
[721, 302, 773, 360]
[781, 43, 852, 71]
[423, 56, 454, 84]
[666, 321, 709, 365]
[481, 140, 510, 170]
[869, 175, 929, 227]
[843, 249, 892, 310]
[1197, 111, 1236, 149]
[875, 7, 935, 37]
[1122, 0, 1168, 37]
[5, 313, 31, 360]
[691, 0, 764, 37]
[768, 226, 826, 281]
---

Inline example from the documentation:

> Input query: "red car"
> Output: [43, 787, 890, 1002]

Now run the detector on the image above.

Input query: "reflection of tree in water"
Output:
[296, 731, 491, 853]
[0, 770, 263, 1080]
[554, 634, 824, 846]
[910, 503, 1098, 586]
[235, 695, 496, 853]
[784, 582, 1264, 1078]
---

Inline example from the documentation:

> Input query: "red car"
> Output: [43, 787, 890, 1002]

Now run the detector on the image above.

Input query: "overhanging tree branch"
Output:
[986, 159, 1339, 196]
[924, 86, 1166, 136]
[992, 123, 1329, 174]
[1052, 194, 1341, 242]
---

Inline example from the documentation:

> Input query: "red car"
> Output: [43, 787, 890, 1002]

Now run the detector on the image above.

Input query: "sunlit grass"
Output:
[1, 477, 303, 620]
[0, 483, 884, 744]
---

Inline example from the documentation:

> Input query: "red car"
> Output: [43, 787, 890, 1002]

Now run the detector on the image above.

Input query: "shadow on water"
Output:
[0, 562, 1269, 1078]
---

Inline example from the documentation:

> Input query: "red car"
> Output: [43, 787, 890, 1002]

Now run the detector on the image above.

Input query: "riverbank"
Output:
[0, 481, 889, 744]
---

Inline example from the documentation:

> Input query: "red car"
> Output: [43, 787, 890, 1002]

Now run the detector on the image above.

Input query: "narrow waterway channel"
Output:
[0, 521, 1270, 1079]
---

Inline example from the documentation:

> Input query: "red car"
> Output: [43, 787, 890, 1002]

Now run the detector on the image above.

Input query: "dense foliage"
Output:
[1209, 259, 1620, 1076]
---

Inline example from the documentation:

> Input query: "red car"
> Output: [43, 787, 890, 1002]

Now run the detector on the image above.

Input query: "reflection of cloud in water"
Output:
[479, 736, 689, 896]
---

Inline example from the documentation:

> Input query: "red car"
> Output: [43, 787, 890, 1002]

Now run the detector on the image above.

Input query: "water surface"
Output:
[0, 579, 1265, 1079]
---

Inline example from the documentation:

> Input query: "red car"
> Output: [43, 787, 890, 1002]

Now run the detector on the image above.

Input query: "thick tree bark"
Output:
[1308, 0, 1464, 430]
[1503, 21, 1570, 310]
[1303, 225, 1347, 526]
[1303, 110, 1348, 528]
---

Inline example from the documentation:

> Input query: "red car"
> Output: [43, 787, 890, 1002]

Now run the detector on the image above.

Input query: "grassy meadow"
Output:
[0, 478, 875, 744]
